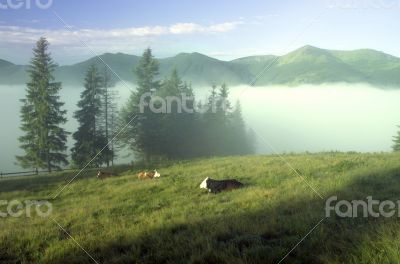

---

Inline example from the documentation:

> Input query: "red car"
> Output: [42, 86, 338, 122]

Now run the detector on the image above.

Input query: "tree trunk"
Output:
[105, 88, 109, 167]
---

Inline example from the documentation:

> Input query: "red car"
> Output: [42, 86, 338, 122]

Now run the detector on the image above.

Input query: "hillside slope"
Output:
[0, 59, 28, 85]
[1, 46, 400, 87]
[159, 52, 252, 86]
[252, 45, 367, 85]
[329, 49, 400, 85]
[1, 153, 400, 263]
[55, 53, 140, 86]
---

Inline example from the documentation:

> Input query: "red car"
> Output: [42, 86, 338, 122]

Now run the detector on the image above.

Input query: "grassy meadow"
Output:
[1, 152, 400, 263]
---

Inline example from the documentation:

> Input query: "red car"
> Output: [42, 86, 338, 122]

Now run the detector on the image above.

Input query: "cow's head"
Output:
[200, 177, 209, 189]
[153, 169, 160, 178]
[96, 171, 102, 178]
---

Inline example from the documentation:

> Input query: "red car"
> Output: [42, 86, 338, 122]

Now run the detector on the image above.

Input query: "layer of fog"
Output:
[228, 84, 399, 154]
[1, 83, 399, 172]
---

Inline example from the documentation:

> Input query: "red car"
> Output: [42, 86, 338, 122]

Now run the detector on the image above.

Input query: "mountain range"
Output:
[1, 45, 400, 87]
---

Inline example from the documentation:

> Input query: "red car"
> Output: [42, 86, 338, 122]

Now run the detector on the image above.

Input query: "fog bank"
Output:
[1, 83, 399, 172]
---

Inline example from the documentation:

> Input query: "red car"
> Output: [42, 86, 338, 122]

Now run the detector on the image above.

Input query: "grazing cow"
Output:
[137, 170, 160, 180]
[137, 171, 150, 180]
[200, 177, 243, 193]
[97, 171, 115, 180]
[153, 169, 160, 178]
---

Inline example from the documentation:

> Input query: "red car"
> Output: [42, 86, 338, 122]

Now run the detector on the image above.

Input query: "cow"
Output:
[200, 177, 243, 193]
[137, 169, 160, 180]
[97, 171, 115, 180]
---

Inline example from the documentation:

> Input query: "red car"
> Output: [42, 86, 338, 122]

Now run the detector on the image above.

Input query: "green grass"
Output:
[1, 153, 400, 263]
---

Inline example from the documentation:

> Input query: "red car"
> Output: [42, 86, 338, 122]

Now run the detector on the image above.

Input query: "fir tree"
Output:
[201, 83, 231, 156]
[71, 65, 111, 168]
[100, 67, 118, 167]
[158, 69, 197, 158]
[119, 48, 162, 162]
[217, 83, 231, 116]
[17, 37, 69, 172]
[229, 101, 254, 155]
[393, 126, 400, 151]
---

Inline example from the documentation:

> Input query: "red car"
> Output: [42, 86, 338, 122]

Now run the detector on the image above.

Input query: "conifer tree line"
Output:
[119, 48, 255, 161]
[17, 38, 255, 171]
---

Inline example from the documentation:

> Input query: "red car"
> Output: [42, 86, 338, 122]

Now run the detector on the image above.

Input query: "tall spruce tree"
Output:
[199, 85, 219, 156]
[198, 83, 254, 156]
[17, 37, 69, 172]
[157, 69, 197, 158]
[393, 126, 400, 151]
[201, 83, 232, 156]
[177, 81, 197, 157]
[108, 101, 119, 166]
[100, 67, 118, 167]
[119, 48, 162, 162]
[228, 101, 254, 155]
[217, 83, 231, 116]
[71, 65, 111, 168]
[217, 83, 232, 155]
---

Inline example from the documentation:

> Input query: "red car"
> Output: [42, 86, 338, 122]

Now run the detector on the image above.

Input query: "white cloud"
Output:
[169, 21, 242, 34]
[169, 23, 203, 34]
[208, 22, 241, 32]
[0, 21, 242, 45]
[17, 19, 40, 24]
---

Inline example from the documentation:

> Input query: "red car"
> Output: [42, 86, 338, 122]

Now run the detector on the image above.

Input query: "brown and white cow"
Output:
[137, 169, 160, 180]
[97, 171, 115, 180]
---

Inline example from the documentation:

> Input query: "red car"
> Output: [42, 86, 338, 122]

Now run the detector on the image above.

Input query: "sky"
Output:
[0, 0, 399, 64]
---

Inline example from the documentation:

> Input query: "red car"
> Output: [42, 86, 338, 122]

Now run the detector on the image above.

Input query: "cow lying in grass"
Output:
[137, 169, 160, 180]
[97, 171, 115, 180]
[200, 177, 243, 193]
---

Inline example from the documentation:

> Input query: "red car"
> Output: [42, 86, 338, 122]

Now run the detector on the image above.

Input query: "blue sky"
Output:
[0, 0, 399, 64]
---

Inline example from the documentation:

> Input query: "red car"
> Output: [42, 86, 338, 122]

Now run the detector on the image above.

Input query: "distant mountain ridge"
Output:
[1, 45, 400, 87]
